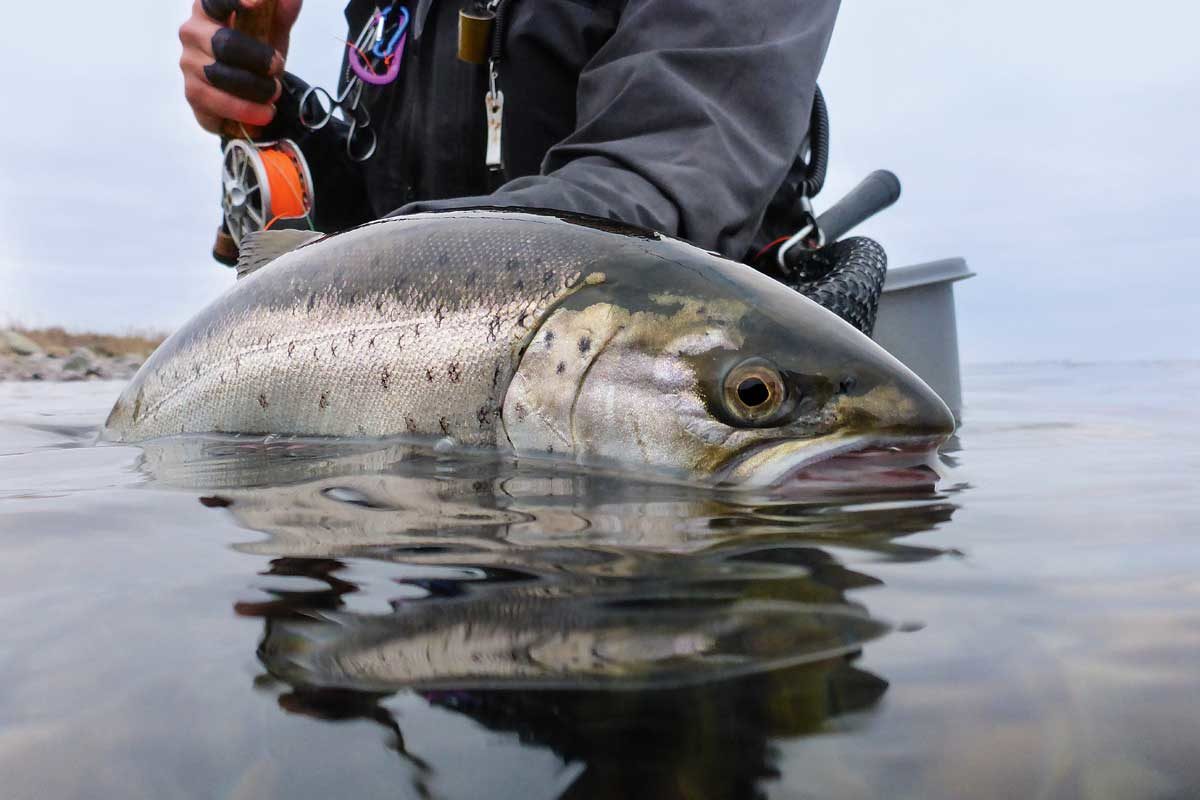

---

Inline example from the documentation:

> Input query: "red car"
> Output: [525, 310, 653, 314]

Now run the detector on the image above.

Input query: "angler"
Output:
[179, 0, 842, 267]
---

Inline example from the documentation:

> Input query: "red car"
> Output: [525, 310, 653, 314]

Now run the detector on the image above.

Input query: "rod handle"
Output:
[816, 170, 902, 242]
[220, 0, 279, 140]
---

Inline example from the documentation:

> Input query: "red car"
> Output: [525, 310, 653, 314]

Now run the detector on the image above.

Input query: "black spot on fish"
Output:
[438, 251, 450, 266]
[505, 258, 520, 271]
[578, 336, 592, 355]
[287, 341, 295, 357]
[556, 362, 566, 374]
[375, 296, 385, 314]
[514, 279, 524, 290]
[199, 496, 231, 508]
[258, 393, 268, 409]
[447, 363, 462, 383]
[439, 417, 450, 435]
[477, 405, 492, 427]
[466, 271, 477, 286]
[369, 336, 377, 348]
[381, 367, 391, 390]
[425, 368, 435, 383]
[307, 292, 317, 312]
[348, 331, 357, 345]
[514, 402, 528, 422]
[492, 363, 502, 388]
[487, 314, 502, 342]
[357, 425, 367, 436]
[405, 417, 418, 434]
[544, 330, 555, 347]
[319, 392, 329, 410]
[544, 271, 555, 286]
[330, 343, 337, 357]
[413, 323, 422, 337]
[434, 304, 445, 327]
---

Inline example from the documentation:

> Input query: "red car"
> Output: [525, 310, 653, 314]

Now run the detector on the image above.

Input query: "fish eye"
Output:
[722, 359, 788, 426]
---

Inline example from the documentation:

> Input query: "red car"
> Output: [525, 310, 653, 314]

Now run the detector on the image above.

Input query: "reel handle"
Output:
[220, 0, 279, 140]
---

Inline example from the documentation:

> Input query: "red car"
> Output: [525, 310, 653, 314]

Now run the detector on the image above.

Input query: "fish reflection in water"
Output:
[138, 436, 958, 798]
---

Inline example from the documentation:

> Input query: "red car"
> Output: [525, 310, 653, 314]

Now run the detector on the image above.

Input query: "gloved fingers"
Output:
[203, 61, 279, 105]
[180, 14, 282, 76]
[200, 0, 244, 22]
[212, 27, 283, 76]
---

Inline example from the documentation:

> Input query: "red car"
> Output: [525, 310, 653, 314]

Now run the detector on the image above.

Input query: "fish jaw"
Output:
[717, 433, 948, 489]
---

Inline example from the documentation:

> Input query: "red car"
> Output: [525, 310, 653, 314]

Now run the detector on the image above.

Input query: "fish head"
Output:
[503, 240, 955, 487]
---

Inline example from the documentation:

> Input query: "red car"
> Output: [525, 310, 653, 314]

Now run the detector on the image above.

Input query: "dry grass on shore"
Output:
[11, 326, 166, 357]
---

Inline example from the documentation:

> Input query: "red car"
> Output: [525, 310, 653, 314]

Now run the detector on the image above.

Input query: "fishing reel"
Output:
[208, 0, 317, 266]
[214, 139, 316, 264]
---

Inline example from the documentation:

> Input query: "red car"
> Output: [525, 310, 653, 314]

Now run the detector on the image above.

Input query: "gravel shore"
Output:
[0, 329, 158, 382]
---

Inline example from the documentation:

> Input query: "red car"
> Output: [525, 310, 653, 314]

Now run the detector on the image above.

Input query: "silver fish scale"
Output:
[110, 214, 611, 443]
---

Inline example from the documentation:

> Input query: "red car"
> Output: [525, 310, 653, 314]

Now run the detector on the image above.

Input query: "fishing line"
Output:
[228, 124, 315, 236]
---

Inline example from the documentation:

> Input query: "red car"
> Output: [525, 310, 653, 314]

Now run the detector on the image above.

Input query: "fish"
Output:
[256, 586, 890, 692]
[101, 209, 954, 486]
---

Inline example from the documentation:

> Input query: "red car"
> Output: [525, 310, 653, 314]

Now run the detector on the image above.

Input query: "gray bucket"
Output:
[872, 258, 975, 422]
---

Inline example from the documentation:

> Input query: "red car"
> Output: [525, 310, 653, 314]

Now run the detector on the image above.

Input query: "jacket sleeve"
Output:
[393, 0, 840, 258]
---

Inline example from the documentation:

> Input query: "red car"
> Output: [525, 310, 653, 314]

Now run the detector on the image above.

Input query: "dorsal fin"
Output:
[236, 229, 325, 279]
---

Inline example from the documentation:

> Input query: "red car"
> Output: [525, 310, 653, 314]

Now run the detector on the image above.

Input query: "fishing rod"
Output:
[212, 0, 315, 264]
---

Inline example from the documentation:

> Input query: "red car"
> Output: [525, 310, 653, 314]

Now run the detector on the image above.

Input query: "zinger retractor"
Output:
[219, 138, 315, 248]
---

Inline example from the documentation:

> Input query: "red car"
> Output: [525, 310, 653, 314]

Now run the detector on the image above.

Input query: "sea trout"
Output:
[102, 210, 953, 486]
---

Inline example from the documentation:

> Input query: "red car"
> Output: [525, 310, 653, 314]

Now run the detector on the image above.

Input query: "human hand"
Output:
[178, 0, 303, 133]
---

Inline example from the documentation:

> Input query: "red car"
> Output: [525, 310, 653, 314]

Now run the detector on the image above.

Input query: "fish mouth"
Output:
[719, 433, 947, 491]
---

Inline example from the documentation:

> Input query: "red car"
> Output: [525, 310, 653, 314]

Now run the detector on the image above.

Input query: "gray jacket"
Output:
[327, 0, 839, 259]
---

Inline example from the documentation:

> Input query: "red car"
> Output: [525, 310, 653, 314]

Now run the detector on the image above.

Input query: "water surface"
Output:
[1, 363, 1197, 799]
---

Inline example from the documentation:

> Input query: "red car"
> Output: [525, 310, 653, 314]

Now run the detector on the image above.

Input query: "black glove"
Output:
[200, 0, 281, 104]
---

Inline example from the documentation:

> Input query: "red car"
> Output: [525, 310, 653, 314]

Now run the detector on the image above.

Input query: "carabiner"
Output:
[372, 6, 410, 59]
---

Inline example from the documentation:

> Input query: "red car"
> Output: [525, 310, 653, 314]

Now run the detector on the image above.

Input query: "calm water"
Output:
[1, 363, 1197, 800]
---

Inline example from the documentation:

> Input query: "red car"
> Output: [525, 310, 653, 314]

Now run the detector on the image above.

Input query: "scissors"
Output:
[297, 6, 410, 162]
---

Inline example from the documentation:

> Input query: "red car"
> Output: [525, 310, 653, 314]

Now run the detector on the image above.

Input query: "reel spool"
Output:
[219, 138, 315, 248]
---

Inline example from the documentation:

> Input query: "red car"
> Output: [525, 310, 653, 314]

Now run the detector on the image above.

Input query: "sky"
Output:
[0, 1, 1196, 363]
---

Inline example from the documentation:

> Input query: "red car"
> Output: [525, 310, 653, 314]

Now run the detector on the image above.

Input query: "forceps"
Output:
[297, 14, 385, 162]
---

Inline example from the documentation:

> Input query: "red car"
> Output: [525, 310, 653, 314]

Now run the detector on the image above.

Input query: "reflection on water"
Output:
[141, 435, 956, 798]
[13, 367, 1198, 799]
